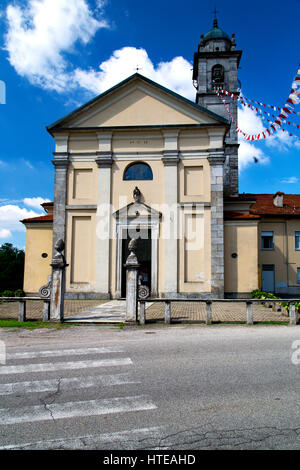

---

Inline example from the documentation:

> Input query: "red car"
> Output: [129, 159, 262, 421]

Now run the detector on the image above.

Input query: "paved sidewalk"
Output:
[0, 298, 290, 323]
[65, 300, 155, 323]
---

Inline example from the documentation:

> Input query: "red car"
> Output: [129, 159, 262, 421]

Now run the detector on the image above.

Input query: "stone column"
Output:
[125, 239, 140, 323]
[162, 131, 179, 297]
[52, 153, 68, 256]
[208, 151, 225, 298]
[95, 133, 113, 299]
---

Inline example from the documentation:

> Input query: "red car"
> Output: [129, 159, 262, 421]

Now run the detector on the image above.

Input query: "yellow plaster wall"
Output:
[68, 136, 98, 153]
[178, 207, 211, 293]
[178, 159, 210, 203]
[23, 226, 53, 293]
[67, 161, 98, 206]
[72, 88, 214, 127]
[258, 221, 286, 284]
[224, 223, 258, 293]
[65, 210, 97, 293]
[258, 219, 300, 287]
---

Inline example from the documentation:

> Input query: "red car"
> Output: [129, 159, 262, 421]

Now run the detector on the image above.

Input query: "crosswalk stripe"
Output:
[0, 358, 132, 375]
[0, 395, 157, 425]
[0, 426, 163, 450]
[6, 347, 124, 360]
[0, 373, 139, 395]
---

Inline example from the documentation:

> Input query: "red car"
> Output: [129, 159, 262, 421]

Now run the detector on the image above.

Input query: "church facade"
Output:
[21, 19, 300, 299]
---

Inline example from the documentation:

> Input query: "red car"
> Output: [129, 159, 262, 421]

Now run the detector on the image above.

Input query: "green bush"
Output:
[251, 290, 300, 312]
[250, 290, 280, 300]
[1, 290, 15, 297]
[14, 289, 24, 297]
[0, 243, 25, 292]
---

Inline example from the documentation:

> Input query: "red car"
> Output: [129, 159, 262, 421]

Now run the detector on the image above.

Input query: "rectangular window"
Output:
[295, 232, 300, 250]
[261, 231, 274, 250]
[297, 268, 300, 283]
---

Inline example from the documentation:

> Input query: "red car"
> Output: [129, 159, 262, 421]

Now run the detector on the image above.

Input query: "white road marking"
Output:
[0, 358, 132, 375]
[0, 395, 157, 425]
[6, 347, 124, 360]
[0, 426, 163, 450]
[0, 373, 139, 395]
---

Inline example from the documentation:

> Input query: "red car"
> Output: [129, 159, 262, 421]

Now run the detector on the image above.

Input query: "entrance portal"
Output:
[121, 229, 152, 298]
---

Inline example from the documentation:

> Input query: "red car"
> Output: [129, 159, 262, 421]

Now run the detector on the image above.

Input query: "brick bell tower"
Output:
[193, 14, 242, 196]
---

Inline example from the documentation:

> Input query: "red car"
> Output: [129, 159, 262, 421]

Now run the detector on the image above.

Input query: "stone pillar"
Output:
[139, 301, 146, 325]
[208, 151, 225, 298]
[246, 301, 253, 325]
[52, 136, 69, 256]
[125, 239, 140, 323]
[95, 133, 113, 299]
[50, 239, 68, 322]
[289, 303, 297, 325]
[43, 301, 50, 322]
[18, 301, 26, 322]
[206, 301, 212, 324]
[162, 131, 179, 297]
[165, 301, 171, 324]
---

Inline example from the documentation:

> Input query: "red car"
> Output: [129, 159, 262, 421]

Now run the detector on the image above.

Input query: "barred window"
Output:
[295, 232, 300, 250]
[261, 231, 274, 250]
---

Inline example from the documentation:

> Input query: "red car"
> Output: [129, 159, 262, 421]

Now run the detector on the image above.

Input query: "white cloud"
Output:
[281, 177, 300, 184]
[238, 103, 266, 135]
[266, 127, 300, 151]
[73, 47, 195, 100]
[238, 98, 300, 150]
[22, 159, 34, 170]
[23, 197, 51, 209]
[238, 140, 270, 170]
[0, 205, 40, 234]
[0, 229, 12, 239]
[237, 105, 270, 169]
[4, 0, 109, 92]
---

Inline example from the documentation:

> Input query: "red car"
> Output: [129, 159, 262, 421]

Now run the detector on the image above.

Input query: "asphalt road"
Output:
[0, 323, 299, 450]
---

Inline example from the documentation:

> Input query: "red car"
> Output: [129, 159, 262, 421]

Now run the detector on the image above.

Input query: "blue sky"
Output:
[0, 0, 299, 248]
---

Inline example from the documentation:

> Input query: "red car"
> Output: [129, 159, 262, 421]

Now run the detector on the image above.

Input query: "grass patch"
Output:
[0, 320, 72, 330]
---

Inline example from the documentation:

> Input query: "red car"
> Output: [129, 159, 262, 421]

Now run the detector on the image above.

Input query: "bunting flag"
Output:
[238, 97, 300, 131]
[219, 88, 299, 115]
[214, 63, 300, 142]
[215, 88, 300, 142]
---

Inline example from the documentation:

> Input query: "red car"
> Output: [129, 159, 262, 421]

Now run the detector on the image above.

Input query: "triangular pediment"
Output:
[48, 74, 229, 132]
[113, 201, 162, 220]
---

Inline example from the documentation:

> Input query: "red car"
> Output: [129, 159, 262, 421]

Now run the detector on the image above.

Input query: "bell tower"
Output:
[193, 15, 242, 196]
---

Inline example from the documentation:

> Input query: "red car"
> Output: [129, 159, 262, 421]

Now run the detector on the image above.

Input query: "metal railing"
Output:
[138, 298, 300, 325]
[0, 297, 50, 322]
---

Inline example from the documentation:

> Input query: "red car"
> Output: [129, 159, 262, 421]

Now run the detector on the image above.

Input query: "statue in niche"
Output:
[133, 186, 141, 203]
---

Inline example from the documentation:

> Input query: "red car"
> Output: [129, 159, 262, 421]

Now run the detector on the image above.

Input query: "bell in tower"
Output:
[193, 14, 242, 196]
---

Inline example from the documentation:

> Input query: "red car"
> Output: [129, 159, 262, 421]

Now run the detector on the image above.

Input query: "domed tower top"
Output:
[198, 15, 236, 52]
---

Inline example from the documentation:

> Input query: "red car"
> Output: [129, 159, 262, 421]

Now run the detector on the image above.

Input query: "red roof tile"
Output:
[21, 214, 53, 224]
[245, 193, 300, 216]
[226, 194, 300, 216]
[224, 211, 260, 220]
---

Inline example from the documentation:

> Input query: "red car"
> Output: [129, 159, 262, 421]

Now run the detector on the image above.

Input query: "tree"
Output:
[0, 243, 25, 292]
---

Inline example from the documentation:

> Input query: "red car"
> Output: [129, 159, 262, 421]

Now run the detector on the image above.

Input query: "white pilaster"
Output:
[95, 133, 113, 297]
[162, 131, 179, 295]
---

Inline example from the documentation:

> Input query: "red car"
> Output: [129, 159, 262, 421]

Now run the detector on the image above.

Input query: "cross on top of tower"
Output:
[213, 5, 219, 28]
